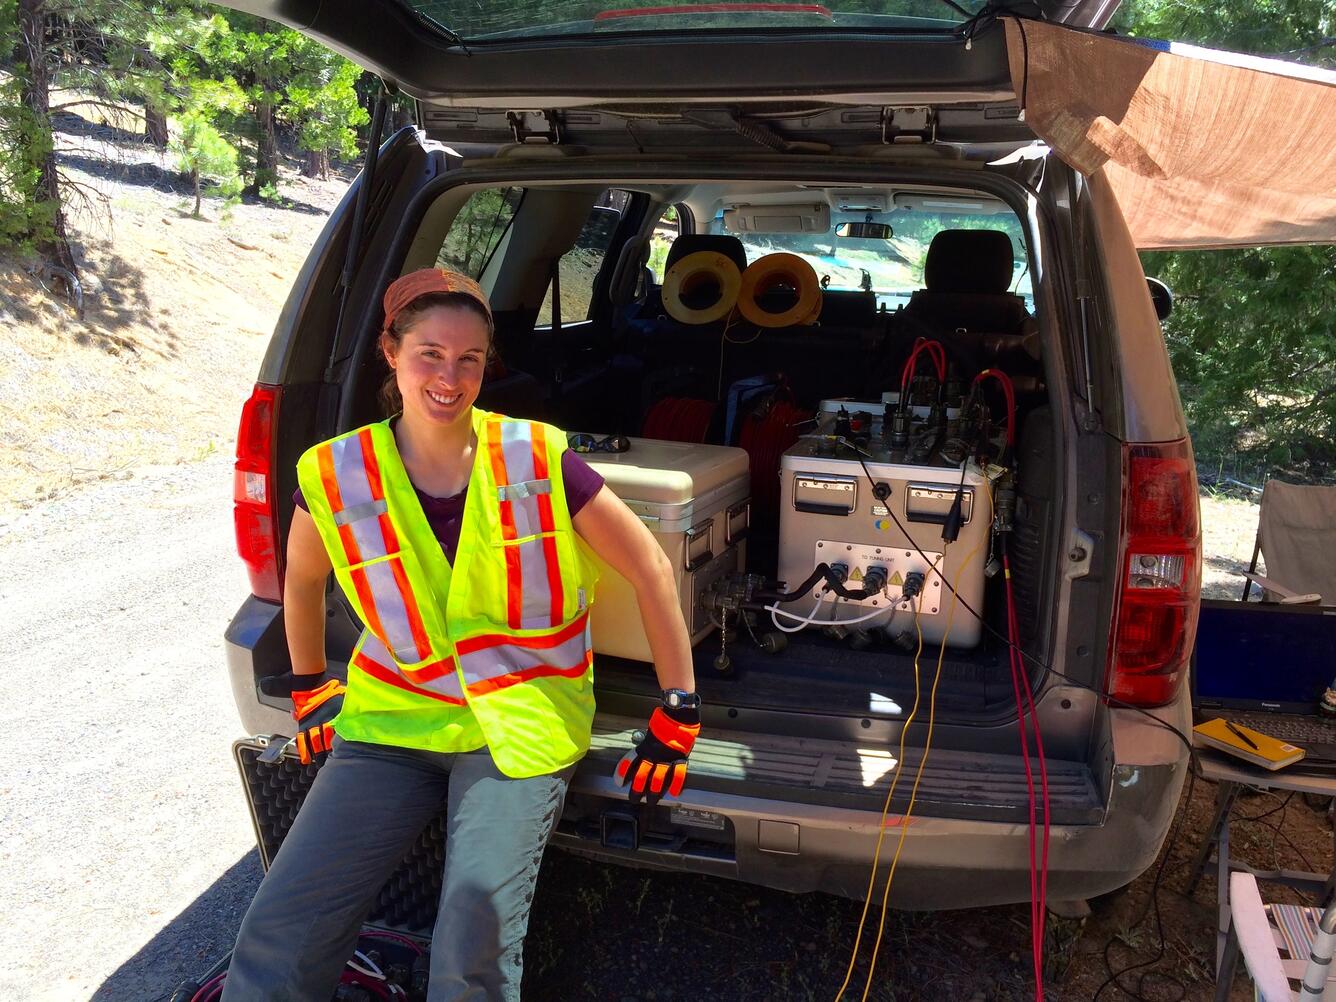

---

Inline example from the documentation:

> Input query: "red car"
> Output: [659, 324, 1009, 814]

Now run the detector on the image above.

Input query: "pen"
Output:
[1225, 720, 1260, 750]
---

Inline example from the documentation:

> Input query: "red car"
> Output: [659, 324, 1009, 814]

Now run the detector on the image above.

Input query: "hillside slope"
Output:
[0, 117, 345, 517]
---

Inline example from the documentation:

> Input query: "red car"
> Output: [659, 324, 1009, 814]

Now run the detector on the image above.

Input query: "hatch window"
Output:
[707, 200, 1032, 312]
[403, 1, 977, 43]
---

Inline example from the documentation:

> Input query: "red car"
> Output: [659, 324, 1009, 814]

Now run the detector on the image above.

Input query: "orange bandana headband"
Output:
[382, 268, 493, 333]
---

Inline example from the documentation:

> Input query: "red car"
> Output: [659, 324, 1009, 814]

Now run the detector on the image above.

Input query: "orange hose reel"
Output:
[737, 253, 823, 328]
[662, 251, 742, 325]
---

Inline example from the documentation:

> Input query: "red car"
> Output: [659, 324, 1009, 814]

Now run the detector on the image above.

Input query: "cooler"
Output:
[582, 437, 751, 663]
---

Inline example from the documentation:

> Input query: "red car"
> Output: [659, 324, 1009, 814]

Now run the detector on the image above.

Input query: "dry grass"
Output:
[0, 124, 346, 516]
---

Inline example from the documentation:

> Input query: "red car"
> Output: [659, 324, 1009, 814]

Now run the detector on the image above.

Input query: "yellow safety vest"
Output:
[295, 408, 600, 778]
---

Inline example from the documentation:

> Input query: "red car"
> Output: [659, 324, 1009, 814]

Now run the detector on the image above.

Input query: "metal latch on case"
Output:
[685, 518, 714, 571]
[257, 734, 294, 764]
[725, 500, 750, 545]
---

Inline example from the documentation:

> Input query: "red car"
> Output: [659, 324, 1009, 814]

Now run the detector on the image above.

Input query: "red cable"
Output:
[190, 974, 226, 1002]
[898, 338, 948, 400]
[1002, 570, 1042, 999]
[972, 369, 1017, 446]
[1005, 551, 1051, 1001]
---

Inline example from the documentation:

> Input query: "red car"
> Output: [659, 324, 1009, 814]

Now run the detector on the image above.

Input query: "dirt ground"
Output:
[0, 110, 349, 516]
[5, 116, 1321, 1002]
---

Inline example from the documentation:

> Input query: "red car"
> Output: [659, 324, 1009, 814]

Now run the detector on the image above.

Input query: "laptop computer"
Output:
[1191, 599, 1336, 762]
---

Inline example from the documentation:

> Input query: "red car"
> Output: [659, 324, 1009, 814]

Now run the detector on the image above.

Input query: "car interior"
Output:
[344, 176, 1059, 725]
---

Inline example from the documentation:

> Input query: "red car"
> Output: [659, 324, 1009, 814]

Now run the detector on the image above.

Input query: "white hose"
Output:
[767, 595, 912, 633]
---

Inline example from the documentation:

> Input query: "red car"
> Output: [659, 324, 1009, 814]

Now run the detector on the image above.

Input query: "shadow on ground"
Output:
[57, 150, 335, 217]
[91, 850, 262, 1002]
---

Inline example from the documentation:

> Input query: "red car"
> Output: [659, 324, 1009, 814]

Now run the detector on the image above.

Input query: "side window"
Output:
[647, 205, 681, 285]
[536, 189, 630, 327]
[436, 187, 524, 278]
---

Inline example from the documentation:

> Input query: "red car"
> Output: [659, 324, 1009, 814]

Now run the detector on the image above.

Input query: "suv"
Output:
[224, 0, 1198, 913]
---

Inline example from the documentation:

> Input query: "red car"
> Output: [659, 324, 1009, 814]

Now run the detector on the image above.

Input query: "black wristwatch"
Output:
[661, 688, 701, 710]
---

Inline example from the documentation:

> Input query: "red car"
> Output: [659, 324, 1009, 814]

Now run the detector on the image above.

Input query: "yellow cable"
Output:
[857, 488, 993, 999]
[832, 591, 926, 1002]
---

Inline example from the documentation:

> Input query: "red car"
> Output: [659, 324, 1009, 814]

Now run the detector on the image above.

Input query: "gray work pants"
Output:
[222, 738, 573, 1002]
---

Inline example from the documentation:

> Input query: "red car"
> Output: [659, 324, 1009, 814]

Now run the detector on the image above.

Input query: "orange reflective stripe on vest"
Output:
[485, 417, 566, 630]
[455, 612, 593, 696]
[353, 632, 465, 704]
[314, 432, 433, 665]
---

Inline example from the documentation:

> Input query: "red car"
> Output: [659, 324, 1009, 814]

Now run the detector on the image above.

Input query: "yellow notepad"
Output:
[1193, 718, 1307, 771]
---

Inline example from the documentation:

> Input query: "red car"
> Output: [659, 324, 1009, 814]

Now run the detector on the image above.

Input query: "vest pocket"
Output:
[495, 477, 556, 543]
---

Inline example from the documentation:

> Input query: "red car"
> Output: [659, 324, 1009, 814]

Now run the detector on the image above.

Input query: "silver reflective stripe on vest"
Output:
[361, 557, 428, 664]
[328, 435, 395, 564]
[357, 631, 465, 703]
[499, 421, 550, 541]
[330, 434, 376, 511]
[456, 615, 592, 694]
[492, 420, 562, 629]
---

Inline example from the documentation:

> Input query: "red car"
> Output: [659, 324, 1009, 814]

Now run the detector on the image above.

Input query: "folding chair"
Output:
[1215, 872, 1336, 1001]
[1240, 481, 1336, 606]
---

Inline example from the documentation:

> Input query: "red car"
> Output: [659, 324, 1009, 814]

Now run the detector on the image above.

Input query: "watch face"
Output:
[663, 689, 699, 709]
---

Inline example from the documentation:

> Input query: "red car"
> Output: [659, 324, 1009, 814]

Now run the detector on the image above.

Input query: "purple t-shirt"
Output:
[294, 448, 605, 566]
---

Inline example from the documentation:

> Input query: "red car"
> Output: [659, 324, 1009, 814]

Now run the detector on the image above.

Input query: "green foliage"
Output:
[1146, 246, 1336, 475]
[171, 110, 242, 215]
[285, 41, 369, 162]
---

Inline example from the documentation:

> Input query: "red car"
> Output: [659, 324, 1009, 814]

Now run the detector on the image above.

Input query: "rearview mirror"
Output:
[836, 221, 893, 240]
[1146, 277, 1173, 321]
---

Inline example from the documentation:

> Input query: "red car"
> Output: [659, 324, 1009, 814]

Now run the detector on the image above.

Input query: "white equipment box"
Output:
[583, 437, 750, 663]
[777, 437, 992, 648]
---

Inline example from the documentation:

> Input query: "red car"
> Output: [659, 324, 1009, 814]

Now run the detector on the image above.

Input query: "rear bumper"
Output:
[556, 699, 1189, 909]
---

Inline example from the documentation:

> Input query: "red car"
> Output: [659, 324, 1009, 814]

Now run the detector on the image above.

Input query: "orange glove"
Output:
[290, 677, 345, 765]
[614, 706, 700, 806]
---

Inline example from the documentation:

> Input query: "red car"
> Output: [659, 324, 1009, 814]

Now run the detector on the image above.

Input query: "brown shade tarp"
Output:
[1002, 18, 1336, 250]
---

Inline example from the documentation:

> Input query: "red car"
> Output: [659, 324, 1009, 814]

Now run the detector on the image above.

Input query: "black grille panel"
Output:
[234, 740, 445, 935]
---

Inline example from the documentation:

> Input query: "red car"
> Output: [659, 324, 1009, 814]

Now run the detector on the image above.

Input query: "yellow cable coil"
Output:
[662, 251, 742, 325]
[737, 252, 823, 328]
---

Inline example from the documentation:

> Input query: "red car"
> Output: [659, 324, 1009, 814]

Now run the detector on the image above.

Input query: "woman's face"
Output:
[384, 305, 490, 430]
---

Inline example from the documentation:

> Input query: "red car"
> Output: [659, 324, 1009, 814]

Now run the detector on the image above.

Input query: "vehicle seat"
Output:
[477, 358, 548, 421]
[902, 229, 1028, 335]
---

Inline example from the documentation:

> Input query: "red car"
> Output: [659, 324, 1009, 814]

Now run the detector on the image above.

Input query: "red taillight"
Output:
[1106, 439, 1202, 706]
[233, 383, 283, 602]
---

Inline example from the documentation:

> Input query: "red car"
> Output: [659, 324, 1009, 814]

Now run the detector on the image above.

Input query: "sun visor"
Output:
[1003, 18, 1336, 249]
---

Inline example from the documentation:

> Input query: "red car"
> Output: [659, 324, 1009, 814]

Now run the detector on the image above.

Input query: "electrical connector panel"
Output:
[776, 434, 993, 648]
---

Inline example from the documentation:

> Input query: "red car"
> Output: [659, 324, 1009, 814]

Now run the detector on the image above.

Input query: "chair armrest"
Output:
[1229, 872, 1296, 1002]
[1239, 571, 1323, 605]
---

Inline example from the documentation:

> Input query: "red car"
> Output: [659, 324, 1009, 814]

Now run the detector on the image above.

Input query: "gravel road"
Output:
[0, 454, 262, 1001]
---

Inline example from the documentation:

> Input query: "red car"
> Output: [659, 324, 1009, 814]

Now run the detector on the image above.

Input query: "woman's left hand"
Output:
[614, 705, 701, 806]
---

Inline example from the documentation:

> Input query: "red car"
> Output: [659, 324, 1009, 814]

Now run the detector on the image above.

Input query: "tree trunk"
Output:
[247, 100, 278, 197]
[17, 0, 81, 308]
[192, 169, 201, 218]
[144, 105, 169, 148]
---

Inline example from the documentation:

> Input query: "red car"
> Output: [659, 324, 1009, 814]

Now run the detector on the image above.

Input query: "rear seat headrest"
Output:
[924, 229, 1015, 295]
[664, 234, 749, 276]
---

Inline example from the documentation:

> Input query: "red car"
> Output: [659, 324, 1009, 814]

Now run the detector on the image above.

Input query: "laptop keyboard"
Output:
[1234, 713, 1336, 746]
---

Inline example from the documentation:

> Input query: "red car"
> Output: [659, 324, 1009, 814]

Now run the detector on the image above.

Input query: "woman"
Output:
[223, 268, 702, 1001]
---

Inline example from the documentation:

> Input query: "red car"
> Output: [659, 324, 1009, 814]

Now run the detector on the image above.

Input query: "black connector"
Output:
[942, 489, 965, 543]
[902, 571, 927, 601]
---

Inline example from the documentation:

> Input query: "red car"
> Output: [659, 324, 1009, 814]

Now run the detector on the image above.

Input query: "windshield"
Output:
[707, 206, 1033, 311]
[403, 1, 979, 41]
